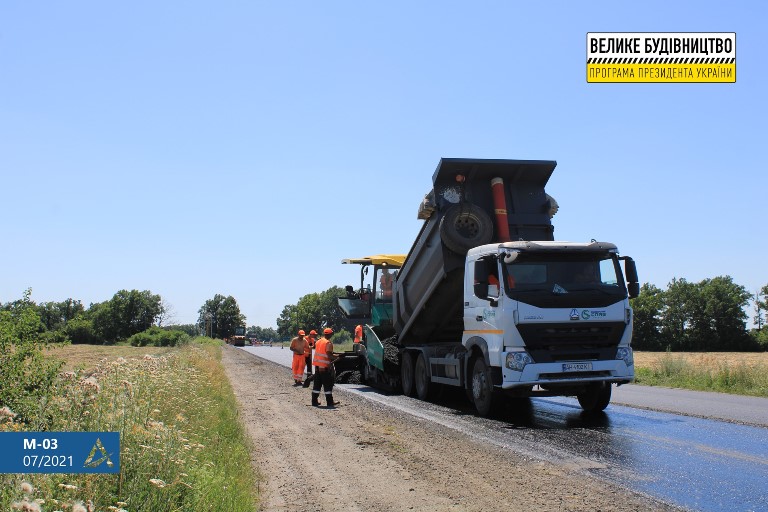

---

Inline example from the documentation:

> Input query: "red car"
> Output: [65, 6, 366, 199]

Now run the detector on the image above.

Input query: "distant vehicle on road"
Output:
[228, 326, 247, 347]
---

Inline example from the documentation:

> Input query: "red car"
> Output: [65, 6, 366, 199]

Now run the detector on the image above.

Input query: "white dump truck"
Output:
[340, 158, 639, 416]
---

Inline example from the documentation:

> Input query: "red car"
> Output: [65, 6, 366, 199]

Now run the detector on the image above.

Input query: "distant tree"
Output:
[65, 316, 99, 344]
[331, 329, 352, 345]
[127, 326, 190, 347]
[276, 304, 297, 340]
[319, 286, 346, 332]
[163, 323, 199, 337]
[276, 286, 346, 339]
[755, 284, 768, 331]
[37, 299, 84, 331]
[247, 325, 279, 342]
[656, 276, 753, 351]
[197, 294, 245, 339]
[751, 327, 768, 351]
[660, 278, 696, 351]
[630, 283, 665, 350]
[695, 276, 753, 350]
[91, 290, 165, 343]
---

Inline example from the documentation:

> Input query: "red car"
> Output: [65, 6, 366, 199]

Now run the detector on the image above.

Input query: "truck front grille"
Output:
[516, 322, 626, 363]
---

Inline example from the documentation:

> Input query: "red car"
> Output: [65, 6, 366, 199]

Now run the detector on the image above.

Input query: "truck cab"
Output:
[463, 241, 637, 414]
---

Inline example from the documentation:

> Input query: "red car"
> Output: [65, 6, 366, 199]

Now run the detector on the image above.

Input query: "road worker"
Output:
[305, 329, 317, 378]
[289, 330, 307, 385]
[354, 324, 363, 344]
[311, 327, 339, 407]
[380, 267, 394, 300]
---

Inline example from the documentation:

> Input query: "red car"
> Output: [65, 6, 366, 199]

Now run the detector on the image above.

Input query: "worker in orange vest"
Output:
[305, 329, 317, 377]
[354, 324, 363, 344]
[311, 328, 339, 407]
[289, 330, 307, 385]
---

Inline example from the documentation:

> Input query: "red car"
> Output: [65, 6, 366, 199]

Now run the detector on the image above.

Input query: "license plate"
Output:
[562, 362, 592, 372]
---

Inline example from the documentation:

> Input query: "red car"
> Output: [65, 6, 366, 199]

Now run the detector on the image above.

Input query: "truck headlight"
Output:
[506, 351, 532, 372]
[616, 347, 633, 366]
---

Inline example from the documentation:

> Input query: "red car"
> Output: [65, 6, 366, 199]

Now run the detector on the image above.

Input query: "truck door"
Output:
[464, 257, 502, 332]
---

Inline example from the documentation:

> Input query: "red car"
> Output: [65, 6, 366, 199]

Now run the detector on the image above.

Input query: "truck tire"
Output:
[577, 382, 612, 413]
[414, 353, 433, 401]
[401, 352, 416, 397]
[470, 357, 497, 417]
[439, 203, 494, 254]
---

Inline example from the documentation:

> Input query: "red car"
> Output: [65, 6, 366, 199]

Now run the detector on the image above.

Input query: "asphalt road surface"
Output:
[240, 345, 768, 512]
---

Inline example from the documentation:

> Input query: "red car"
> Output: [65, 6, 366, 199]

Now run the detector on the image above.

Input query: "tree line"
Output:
[1, 289, 168, 345]
[274, 286, 348, 340]
[631, 277, 768, 351]
[1, 289, 248, 346]
[5, 275, 766, 351]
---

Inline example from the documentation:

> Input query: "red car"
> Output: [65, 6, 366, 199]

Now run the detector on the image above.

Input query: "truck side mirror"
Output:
[623, 257, 639, 299]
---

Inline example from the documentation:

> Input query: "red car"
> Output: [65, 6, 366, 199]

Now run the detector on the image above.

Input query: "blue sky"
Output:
[1, 1, 765, 329]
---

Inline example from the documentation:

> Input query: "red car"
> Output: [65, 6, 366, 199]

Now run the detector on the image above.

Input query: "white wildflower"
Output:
[149, 478, 167, 488]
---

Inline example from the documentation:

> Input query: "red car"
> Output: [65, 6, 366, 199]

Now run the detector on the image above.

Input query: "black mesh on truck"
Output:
[516, 321, 626, 363]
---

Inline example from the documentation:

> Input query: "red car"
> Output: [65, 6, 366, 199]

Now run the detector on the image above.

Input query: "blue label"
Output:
[0, 432, 120, 474]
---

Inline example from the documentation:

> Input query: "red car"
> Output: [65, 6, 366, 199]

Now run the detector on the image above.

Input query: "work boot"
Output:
[326, 395, 339, 408]
[311, 399, 320, 407]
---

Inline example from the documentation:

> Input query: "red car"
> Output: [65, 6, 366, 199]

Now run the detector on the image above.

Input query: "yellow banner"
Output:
[587, 63, 735, 83]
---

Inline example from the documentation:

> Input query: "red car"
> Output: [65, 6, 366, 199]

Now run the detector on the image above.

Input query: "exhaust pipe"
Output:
[491, 177, 511, 242]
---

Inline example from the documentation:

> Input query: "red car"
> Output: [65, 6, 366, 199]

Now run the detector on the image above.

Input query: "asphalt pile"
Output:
[335, 370, 363, 384]
[381, 335, 401, 373]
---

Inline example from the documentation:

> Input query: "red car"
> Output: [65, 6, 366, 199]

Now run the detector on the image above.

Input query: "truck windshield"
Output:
[502, 252, 626, 307]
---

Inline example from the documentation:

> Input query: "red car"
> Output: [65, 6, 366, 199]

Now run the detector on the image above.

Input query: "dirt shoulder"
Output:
[221, 346, 677, 512]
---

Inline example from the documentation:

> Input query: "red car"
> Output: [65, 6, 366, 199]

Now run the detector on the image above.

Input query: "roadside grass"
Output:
[633, 351, 768, 397]
[45, 343, 177, 372]
[0, 339, 257, 511]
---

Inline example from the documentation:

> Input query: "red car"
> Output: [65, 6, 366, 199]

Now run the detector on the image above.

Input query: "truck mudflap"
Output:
[500, 357, 634, 389]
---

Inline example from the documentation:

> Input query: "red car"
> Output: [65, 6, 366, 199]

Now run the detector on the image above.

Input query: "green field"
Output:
[1, 341, 258, 511]
[633, 351, 768, 397]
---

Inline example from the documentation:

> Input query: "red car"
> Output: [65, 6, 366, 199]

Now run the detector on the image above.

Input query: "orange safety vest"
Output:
[305, 336, 315, 355]
[354, 325, 363, 343]
[314, 338, 332, 369]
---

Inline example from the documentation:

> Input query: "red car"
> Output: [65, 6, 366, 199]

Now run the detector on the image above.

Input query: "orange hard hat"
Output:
[323, 328, 333, 335]
[298, 330, 305, 336]
[309, 330, 317, 335]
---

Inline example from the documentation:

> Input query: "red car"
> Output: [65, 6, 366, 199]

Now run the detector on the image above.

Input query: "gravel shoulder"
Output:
[221, 346, 679, 512]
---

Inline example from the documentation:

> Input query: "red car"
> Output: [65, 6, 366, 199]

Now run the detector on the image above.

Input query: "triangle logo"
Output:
[83, 438, 115, 468]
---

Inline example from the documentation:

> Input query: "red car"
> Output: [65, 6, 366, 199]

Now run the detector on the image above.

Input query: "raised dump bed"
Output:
[393, 158, 558, 346]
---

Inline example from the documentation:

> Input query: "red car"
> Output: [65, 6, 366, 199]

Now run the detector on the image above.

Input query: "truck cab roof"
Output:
[468, 241, 619, 258]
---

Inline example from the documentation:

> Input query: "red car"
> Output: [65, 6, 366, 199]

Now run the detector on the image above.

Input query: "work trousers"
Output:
[291, 353, 306, 382]
[305, 354, 313, 375]
[311, 368, 334, 405]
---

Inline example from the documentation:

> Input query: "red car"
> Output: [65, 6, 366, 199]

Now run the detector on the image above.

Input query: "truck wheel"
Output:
[577, 382, 612, 413]
[440, 204, 493, 254]
[401, 352, 416, 396]
[470, 357, 496, 417]
[414, 353, 433, 401]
